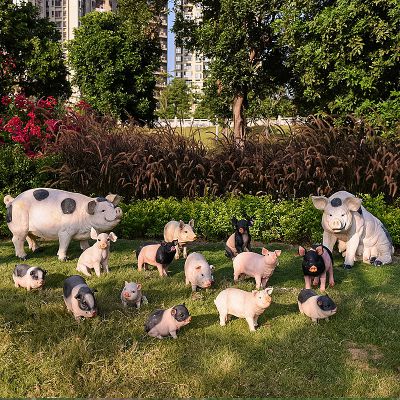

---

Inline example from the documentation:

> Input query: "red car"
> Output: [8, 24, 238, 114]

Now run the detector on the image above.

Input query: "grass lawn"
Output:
[0, 238, 399, 397]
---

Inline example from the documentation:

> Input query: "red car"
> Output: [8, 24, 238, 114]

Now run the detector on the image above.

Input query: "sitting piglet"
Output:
[76, 228, 117, 277]
[63, 275, 98, 321]
[136, 240, 177, 277]
[225, 215, 254, 259]
[121, 281, 148, 309]
[298, 245, 334, 292]
[12, 264, 47, 291]
[233, 248, 281, 289]
[214, 287, 273, 331]
[184, 252, 214, 292]
[145, 304, 191, 339]
[298, 288, 337, 323]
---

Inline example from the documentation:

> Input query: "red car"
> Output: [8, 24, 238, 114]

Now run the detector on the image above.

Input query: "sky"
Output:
[167, 0, 175, 82]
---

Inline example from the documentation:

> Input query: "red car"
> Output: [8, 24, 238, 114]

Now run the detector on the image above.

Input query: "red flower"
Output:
[1, 96, 11, 106]
[14, 94, 28, 109]
[44, 118, 60, 133]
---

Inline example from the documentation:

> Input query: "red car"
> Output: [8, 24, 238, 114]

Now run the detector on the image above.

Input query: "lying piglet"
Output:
[145, 304, 191, 339]
[298, 288, 337, 323]
[214, 287, 273, 331]
[13, 264, 47, 291]
[76, 228, 117, 277]
[121, 281, 148, 308]
[63, 275, 98, 321]
[184, 252, 214, 292]
[233, 248, 281, 289]
[298, 245, 334, 292]
[136, 240, 177, 277]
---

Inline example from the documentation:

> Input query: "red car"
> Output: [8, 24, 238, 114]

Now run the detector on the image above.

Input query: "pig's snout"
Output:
[329, 218, 344, 231]
[171, 246, 176, 251]
[204, 280, 213, 287]
[90, 310, 97, 317]
[123, 291, 131, 298]
[115, 207, 123, 219]
[185, 316, 192, 323]
[99, 243, 108, 249]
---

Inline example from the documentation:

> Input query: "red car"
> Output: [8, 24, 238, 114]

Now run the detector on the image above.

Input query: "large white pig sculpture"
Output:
[312, 191, 394, 269]
[4, 188, 122, 261]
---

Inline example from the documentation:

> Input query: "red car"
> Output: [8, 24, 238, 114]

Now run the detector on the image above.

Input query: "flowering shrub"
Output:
[0, 93, 62, 156]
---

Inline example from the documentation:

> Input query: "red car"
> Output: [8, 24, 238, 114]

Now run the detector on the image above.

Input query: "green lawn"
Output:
[0, 239, 399, 397]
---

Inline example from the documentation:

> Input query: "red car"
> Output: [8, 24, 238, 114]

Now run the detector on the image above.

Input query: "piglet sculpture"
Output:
[13, 264, 47, 291]
[298, 289, 337, 323]
[164, 220, 197, 259]
[184, 252, 214, 292]
[214, 287, 273, 331]
[121, 281, 148, 309]
[225, 215, 254, 259]
[233, 248, 281, 289]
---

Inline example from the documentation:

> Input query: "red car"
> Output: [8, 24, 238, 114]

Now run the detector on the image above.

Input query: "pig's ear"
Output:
[252, 290, 258, 296]
[210, 265, 214, 270]
[106, 194, 122, 205]
[137, 283, 142, 290]
[124, 281, 129, 286]
[311, 196, 328, 210]
[317, 300, 323, 307]
[189, 219, 194, 228]
[109, 232, 118, 242]
[265, 287, 273, 295]
[315, 245, 324, 255]
[90, 227, 98, 240]
[160, 241, 166, 246]
[43, 270, 48, 276]
[87, 200, 97, 215]
[171, 308, 177, 316]
[92, 288, 98, 293]
[247, 215, 255, 226]
[179, 220, 185, 229]
[231, 217, 238, 227]
[298, 246, 306, 256]
[344, 196, 362, 212]
[275, 250, 282, 257]
[195, 265, 202, 270]
[261, 248, 269, 256]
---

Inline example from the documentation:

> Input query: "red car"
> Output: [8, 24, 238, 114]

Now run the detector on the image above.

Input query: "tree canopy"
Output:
[68, 2, 163, 122]
[0, 0, 71, 99]
[157, 78, 192, 118]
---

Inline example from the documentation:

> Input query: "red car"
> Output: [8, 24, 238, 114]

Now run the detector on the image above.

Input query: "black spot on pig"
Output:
[14, 264, 30, 277]
[61, 198, 76, 214]
[145, 309, 165, 332]
[75, 286, 97, 311]
[33, 189, 49, 201]
[316, 295, 336, 311]
[63, 275, 87, 299]
[331, 197, 342, 207]
[156, 241, 177, 265]
[96, 197, 107, 202]
[301, 244, 332, 277]
[298, 289, 317, 304]
[172, 304, 190, 322]
[6, 204, 12, 223]
[30, 268, 46, 280]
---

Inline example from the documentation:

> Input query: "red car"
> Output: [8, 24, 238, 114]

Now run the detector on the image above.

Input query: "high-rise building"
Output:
[174, 1, 208, 94]
[156, 7, 168, 92]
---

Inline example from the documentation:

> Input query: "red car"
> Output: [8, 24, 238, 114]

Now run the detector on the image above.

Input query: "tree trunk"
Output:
[232, 94, 245, 146]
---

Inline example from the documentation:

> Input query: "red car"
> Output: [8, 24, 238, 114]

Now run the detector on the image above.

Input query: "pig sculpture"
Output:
[4, 188, 122, 261]
[12, 264, 47, 291]
[184, 252, 214, 292]
[163, 220, 196, 259]
[145, 304, 191, 339]
[121, 281, 148, 308]
[76, 228, 117, 277]
[214, 287, 273, 331]
[298, 288, 337, 322]
[225, 215, 255, 259]
[136, 240, 177, 277]
[312, 191, 394, 268]
[233, 248, 281, 289]
[63, 275, 98, 321]
[298, 245, 334, 292]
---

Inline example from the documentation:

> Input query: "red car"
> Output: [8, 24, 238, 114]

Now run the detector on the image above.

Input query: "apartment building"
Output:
[174, 0, 208, 93]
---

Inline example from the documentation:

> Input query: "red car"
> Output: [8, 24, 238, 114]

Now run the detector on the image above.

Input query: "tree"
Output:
[278, 0, 400, 129]
[0, 0, 71, 98]
[157, 78, 192, 118]
[68, 2, 163, 122]
[173, 0, 288, 143]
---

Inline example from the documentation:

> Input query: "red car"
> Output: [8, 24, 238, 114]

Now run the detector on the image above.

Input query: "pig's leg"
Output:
[26, 234, 40, 252]
[255, 276, 262, 290]
[162, 266, 168, 277]
[191, 284, 197, 292]
[233, 269, 240, 283]
[12, 234, 28, 260]
[170, 330, 178, 339]
[155, 263, 165, 277]
[219, 310, 227, 326]
[253, 315, 259, 327]
[174, 246, 181, 260]
[77, 264, 91, 277]
[93, 264, 102, 277]
[304, 275, 312, 289]
[137, 253, 144, 271]
[261, 278, 268, 289]
[246, 316, 256, 331]
[57, 232, 72, 261]
[343, 234, 360, 268]
[185, 276, 190, 285]
[328, 264, 335, 287]
[338, 240, 346, 254]
[135, 300, 141, 309]
[80, 240, 90, 251]
[373, 243, 392, 266]
[323, 231, 337, 252]
[183, 245, 188, 259]
[319, 272, 327, 292]
[312, 277, 319, 286]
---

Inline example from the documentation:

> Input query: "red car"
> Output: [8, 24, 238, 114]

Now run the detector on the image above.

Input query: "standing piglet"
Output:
[298, 288, 337, 322]
[184, 252, 214, 292]
[233, 248, 281, 289]
[225, 215, 255, 259]
[12, 264, 47, 291]
[164, 220, 196, 259]
[76, 228, 117, 277]
[298, 245, 334, 292]
[145, 304, 191, 339]
[214, 287, 273, 331]
[136, 240, 177, 277]
[63, 275, 98, 321]
[121, 281, 148, 308]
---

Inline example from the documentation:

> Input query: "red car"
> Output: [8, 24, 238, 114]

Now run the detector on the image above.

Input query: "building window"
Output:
[55, 10, 62, 18]
[55, 0, 62, 6]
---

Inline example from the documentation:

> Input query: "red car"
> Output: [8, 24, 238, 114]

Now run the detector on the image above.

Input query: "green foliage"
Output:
[67, 9, 161, 122]
[277, 0, 400, 130]
[0, 0, 71, 98]
[157, 78, 192, 119]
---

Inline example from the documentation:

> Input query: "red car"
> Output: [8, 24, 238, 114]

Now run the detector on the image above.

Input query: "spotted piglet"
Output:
[121, 281, 148, 309]
[12, 264, 47, 291]
[225, 215, 255, 259]
[76, 227, 117, 277]
[298, 245, 334, 292]
[63, 275, 98, 321]
[298, 288, 337, 322]
[145, 304, 191, 339]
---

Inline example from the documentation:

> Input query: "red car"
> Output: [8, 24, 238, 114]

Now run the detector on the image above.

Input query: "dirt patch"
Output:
[346, 341, 383, 372]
